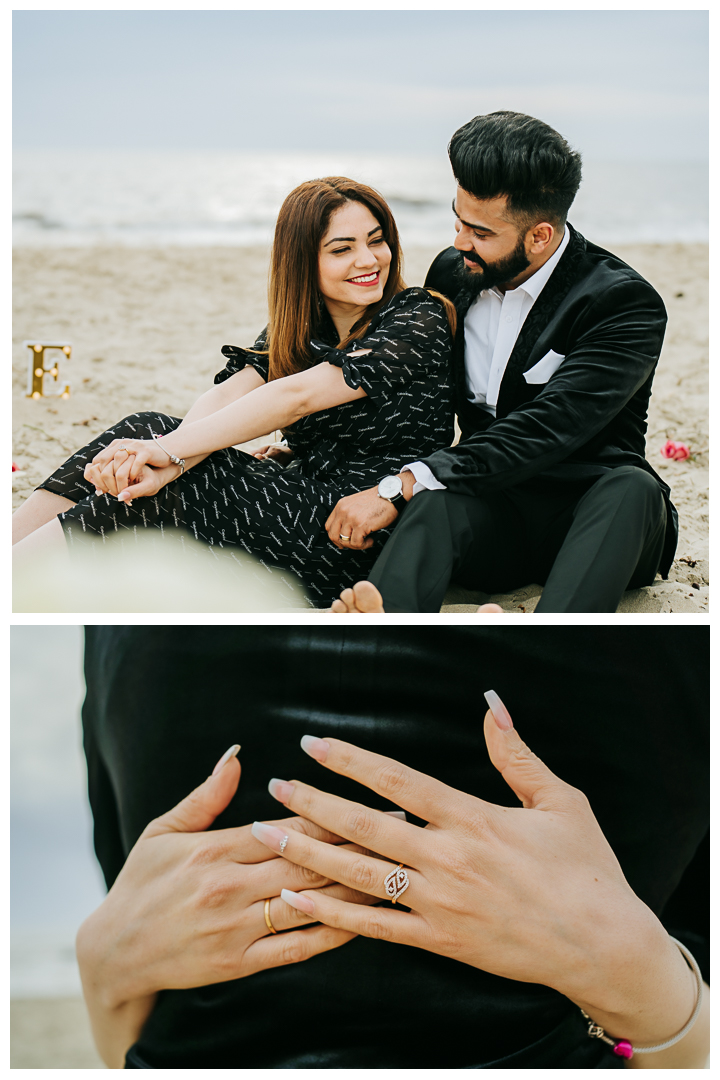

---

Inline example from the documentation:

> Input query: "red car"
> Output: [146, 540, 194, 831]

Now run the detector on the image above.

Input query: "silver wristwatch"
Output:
[378, 474, 407, 514]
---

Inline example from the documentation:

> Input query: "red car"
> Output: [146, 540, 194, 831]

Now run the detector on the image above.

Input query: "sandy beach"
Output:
[11, 997, 105, 1068]
[12, 243, 708, 612]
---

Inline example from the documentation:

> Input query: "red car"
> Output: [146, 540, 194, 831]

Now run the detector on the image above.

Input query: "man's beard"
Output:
[455, 233, 531, 301]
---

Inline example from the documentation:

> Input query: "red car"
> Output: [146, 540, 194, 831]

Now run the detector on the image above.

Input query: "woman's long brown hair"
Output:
[262, 176, 455, 381]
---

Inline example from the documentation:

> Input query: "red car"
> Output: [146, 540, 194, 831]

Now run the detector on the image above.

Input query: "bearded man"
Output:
[326, 111, 675, 613]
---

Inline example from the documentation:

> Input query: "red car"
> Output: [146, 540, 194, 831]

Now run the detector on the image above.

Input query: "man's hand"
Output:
[251, 443, 294, 466]
[325, 472, 414, 550]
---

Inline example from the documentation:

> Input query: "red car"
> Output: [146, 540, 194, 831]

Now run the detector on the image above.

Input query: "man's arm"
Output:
[420, 278, 666, 496]
[325, 276, 666, 544]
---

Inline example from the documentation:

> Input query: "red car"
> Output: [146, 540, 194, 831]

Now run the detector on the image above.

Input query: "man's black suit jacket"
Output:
[421, 225, 678, 577]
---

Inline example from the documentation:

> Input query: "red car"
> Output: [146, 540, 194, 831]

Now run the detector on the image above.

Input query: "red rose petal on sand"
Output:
[661, 439, 691, 461]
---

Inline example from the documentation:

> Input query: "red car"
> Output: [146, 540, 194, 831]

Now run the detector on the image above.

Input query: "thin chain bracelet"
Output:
[581, 936, 703, 1060]
[151, 432, 186, 475]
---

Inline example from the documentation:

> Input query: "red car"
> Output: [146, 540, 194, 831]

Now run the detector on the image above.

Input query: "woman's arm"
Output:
[88, 360, 369, 497]
[74, 956, 157, 1072]
[153, 360, 367, 464]
[83, 364, 274, 497]
[253, 700, 709, 1069]
[74, 746, 374, 1068]
[565, 917, 707, 1068]
[148, 366, 268, 484]
[179, 365, 266, 428]
[624, 981, 709, 1069]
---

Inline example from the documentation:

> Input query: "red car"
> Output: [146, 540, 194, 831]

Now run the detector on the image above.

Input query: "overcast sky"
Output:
[13, 10, 708, 160]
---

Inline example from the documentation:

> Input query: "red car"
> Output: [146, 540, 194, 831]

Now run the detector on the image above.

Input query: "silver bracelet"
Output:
[581, 935, 704, 1059]
[151, 432, 185, 474]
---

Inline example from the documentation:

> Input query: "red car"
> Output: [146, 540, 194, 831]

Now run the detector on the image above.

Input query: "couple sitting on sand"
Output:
[13, 111, 675, 613]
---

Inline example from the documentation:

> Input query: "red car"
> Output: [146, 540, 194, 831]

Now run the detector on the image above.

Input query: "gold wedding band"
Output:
[264, 897, 278, 934]
[339, 534, 351, 541]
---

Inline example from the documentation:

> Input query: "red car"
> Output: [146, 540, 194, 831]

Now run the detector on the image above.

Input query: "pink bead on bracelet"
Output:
[581, 936, 703, 1059]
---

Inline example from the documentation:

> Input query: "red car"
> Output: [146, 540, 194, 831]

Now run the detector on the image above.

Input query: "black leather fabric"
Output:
[81, 626, 708, 1068]
[420, 228, 678, 577]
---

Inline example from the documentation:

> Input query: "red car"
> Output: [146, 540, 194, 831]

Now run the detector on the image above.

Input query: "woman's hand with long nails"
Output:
[76, 745, 377, 1013]
[85, 461, 166, 502]
[76, 745, 395, 1068]
[254, 694, 698, 1053]
[84, 440, 164, 498]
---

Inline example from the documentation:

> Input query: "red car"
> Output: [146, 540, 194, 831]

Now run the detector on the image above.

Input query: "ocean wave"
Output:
[13, 149, 708, 247]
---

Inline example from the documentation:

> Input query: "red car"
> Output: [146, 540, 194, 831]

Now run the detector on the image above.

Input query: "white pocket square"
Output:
[524, 349, 566, 384]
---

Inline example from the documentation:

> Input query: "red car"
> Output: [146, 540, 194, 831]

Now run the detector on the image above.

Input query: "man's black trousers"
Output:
[368, 466, 667, 613]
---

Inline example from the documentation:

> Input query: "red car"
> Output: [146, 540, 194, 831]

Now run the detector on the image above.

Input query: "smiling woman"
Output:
[317, 204, 393, 336]
[12, 177, 456, 609]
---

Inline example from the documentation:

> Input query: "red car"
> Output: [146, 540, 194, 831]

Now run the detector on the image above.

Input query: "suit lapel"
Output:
[494, 226, 587, 417]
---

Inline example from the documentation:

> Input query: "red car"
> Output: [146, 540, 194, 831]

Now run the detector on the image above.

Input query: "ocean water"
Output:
[13, 149, 708, 248]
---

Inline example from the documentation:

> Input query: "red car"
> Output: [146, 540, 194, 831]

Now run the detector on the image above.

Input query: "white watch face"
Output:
[378, 475, 403, 500]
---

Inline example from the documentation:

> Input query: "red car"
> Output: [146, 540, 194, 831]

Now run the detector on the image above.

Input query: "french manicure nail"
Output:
[281, 888, 315, 915]
[300, 735, 330, 763]
[385, 810, 407, 820]
[211, 744, 241, 776]
[268, 778, 295, 804]
[484, 690, 514, 731]
[252, 821, 290, 852]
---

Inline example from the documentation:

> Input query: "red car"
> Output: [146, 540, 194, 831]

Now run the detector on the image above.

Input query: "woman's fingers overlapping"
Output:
[111, 453, 134, 493]
[90, 438, 129, 470]
[269, 779, 428, 866]
[245, 853, 332, 902]
[262, 878, 383, 935]
[100, 460, 121, 497]
[227, 814, 366, 865]
[245, 921, 357, 977]
[279, 885, 421, 948]
[128, 445, 154, 480]
[246, 836, 399, 907]
[301, 736, 464, 827]
[251, 817, 424, 909]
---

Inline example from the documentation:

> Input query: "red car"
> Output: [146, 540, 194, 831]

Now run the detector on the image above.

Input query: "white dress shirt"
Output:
[404, 227, 570, 493]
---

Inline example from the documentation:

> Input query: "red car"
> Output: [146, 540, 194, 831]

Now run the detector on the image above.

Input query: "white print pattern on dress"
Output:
[45, 288, 453, 607]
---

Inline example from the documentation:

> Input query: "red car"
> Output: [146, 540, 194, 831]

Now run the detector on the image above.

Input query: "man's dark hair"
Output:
[449, 111, 582, 230]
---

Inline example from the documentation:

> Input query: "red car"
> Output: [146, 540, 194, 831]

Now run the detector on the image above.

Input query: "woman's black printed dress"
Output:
[39, 288, 454, 607]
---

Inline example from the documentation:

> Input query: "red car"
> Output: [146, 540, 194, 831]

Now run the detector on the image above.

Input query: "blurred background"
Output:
[11, 627, 107, 1065]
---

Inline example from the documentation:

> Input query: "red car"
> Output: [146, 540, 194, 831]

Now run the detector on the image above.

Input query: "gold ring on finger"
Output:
[339, 534, 351, 542]
[264, 897, 278, 934]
